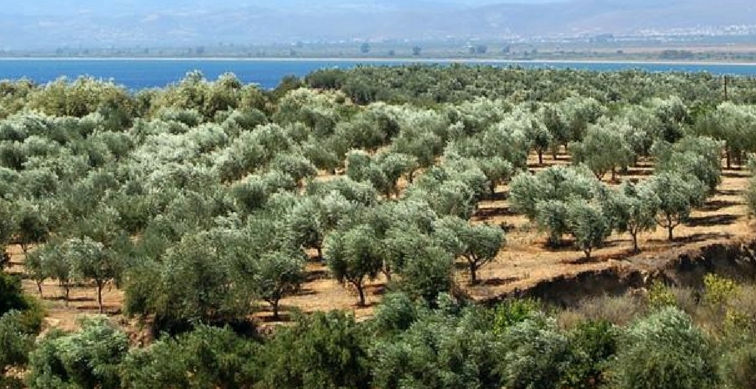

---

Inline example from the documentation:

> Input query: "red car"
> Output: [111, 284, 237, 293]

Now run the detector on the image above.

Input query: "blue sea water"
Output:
[0, 58, 755, 90]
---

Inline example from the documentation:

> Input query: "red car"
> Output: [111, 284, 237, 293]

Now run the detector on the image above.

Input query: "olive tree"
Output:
[324, 224, 383, 306]
[66, 237, 122, 313]
[642, 172, 706, 241]
[148, 231, 254, 329]
[433, 216, 504, 284]
[570, 119, 635, 181]
[603, 182, 659, 253]
[654, 136, 723, 194]
[566, 199, 612, 261]
[535, 199, 571, 247]
[11, 200, 50, 256]
[510, 166, 598, 221]
[39, 242, 74, 305]
[525, 118, 553, 165]
[249, 251, 306, 320]
[0, 200, 12, 268]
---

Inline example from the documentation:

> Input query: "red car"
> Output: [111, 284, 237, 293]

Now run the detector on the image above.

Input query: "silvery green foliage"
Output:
[27, 316, 129, 389]
[570, 118, 635, 180]
[558, 96, 606, 142]
[642, 171, 706, 240]
[247, 250, 306, 319]
[654, 136, 723, 194]
[270, 152, 317, 187]
[274, 88, 347, 138]
[324, 224, 383, 306]
[645, 95, 688, 142]
[371, 302, 502, 389]
[307, 176, 378, 207]
[610, 307, 718, 389]
[404, 156, 489, 219]
[390, 108, 449, 178]
[535, 199, 571, 247]
[433, 216, 504, 284]
[618, 105, 659, 159]
[701, 103, 756, 167]
[497, 313, 573, 389]
[0, 311, 33, 377]
[510, 165, 599, 220]
[566, 199, 611, 260]
[66, 236, 121, 313]
[600, 182, 659, 253]
[444, 97, 512, 135]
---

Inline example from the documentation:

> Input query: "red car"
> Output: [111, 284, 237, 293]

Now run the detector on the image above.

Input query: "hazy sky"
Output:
[5, 0, 567, 15]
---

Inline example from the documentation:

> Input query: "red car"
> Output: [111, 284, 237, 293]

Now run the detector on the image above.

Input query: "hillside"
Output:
[1, 0, 755, 49]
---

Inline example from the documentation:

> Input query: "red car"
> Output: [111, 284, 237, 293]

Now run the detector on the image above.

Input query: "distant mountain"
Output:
[0, 0, 754, 50]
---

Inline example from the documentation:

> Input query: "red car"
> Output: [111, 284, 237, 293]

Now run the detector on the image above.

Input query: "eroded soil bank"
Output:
[483, 237, 756, 307]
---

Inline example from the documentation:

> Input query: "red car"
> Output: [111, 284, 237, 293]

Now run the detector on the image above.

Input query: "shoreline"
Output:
[0, 56, 754, 67]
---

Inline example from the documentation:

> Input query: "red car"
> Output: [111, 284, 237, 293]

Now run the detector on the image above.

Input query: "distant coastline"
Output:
[0, 56, 755, 67]
[1, 58, 754, 90]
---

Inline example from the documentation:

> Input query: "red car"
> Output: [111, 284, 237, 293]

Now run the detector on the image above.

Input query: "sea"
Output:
[0, 58, 755, 90]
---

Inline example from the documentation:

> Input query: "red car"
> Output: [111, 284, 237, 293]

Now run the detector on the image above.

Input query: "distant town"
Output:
[3, 29, 756, 63]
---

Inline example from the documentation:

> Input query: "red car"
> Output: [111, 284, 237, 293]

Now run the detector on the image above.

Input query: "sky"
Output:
[5, 0, 566, 15]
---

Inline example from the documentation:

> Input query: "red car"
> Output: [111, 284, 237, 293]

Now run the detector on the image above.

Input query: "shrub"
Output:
[371, 306, 502, 389]
[27, 316, 129, 389]
[720, 341, 756, 389]
[497, 314, 573, 389]
[259, 311, 370, 389]
[0, 273, 28, 317]
[493, 299, 541, 334]
[571, 295, 645, 327]
[120, 325, 259, 389]
[563, 320, 617, 389]
[647, 281, 676, 309]
[608, 307, 718, 389]
[0, 311, 34, 378]
[703, 273, 740, 307]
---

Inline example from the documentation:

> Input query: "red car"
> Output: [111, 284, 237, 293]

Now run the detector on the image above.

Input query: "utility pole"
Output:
[724, 75, 729, 101]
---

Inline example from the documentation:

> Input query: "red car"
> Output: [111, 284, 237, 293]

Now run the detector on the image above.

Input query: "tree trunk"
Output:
[383, 265, 392, 283]
[611, 167, 616, 182]
[538, 150, 544, 165]
[668, 225, 674, 241]
[469, 261, 478, 285]
[63, 284, 70, 306]
[36, 281, 43, 298]
[726, 149, 732, 169]
[584, 249, 592, 262]
[97, 281, 104, 314]
[272, 300, 280, 320]
[356, 283, 366, 306]
[631, 232, 640, 254]
[316, 246, 323, 262]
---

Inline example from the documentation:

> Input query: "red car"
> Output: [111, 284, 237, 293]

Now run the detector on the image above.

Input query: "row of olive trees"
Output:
[510, 135, 722, 258]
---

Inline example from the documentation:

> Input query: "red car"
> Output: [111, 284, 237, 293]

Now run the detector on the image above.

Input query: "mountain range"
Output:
[1, 0, 754, 50]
